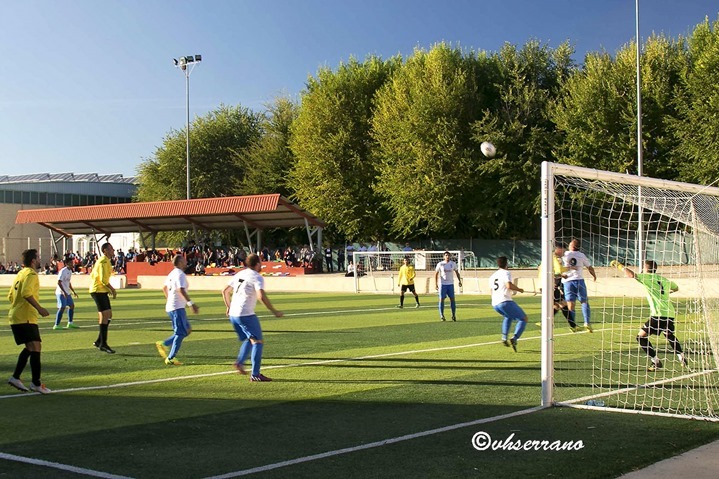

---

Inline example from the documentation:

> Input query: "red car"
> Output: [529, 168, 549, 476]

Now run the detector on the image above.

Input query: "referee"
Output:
[90, 243, 117, 354]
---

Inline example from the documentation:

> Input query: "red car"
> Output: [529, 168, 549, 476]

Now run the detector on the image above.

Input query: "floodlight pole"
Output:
[173, 55, 202, 200]
[636, 0, 644, 267]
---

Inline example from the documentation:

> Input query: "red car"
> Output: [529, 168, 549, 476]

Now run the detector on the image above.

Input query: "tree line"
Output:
[135, 16, 719, 245]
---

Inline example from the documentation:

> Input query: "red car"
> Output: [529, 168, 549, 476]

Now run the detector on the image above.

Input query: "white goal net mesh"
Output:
[543, 162, 719, 421]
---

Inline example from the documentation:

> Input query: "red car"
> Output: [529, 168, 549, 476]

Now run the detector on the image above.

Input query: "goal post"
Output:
[541, 161, 719, 421]
[351, 250, 477, 294]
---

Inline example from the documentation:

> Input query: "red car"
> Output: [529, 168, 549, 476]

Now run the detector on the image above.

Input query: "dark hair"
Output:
[246, 253, 261, 269]
[645, 260, 658, 273]
[21, 249, 37, 267]
[497, 256, 508, 269]
[101, 242, 113, 253]
[173, 254, 185, 267]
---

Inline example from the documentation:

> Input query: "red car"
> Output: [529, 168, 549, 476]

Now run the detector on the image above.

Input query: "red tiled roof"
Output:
[16, 194, 325, 236]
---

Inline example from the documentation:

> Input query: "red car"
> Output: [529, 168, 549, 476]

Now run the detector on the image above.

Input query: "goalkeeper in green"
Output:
[612, 260, 687, 371]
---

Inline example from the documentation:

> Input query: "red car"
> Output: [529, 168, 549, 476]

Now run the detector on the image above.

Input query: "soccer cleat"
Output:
[503, 339, 511, 348]
[250, 374, 272, 382]
[440, 316, 446, 322]
[510, 337, 518, 352]
[234, 362, 247, 375]
[99, 344, 116, 354]
[648, 360, 663, 372]
[415, 303, 420, 309]
[534, 322, 542, 327]
[165, 357, 182, 366]
[451, 316, 456, 322]
[396, 305, 403, 309]
[570, 326, 578, 333]
[29, 383, 51, 394]
[65, 323, 80, 329]
[8, 377, 29, 392]
[53, 325, 62, 330]
[584, 324, 593, 333]
[155, 341, 169, 359]
[93, 341, 101, 349]
[679, 354, 689, 368]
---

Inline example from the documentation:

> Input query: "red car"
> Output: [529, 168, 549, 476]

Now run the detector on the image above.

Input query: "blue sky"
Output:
[1, 0, 717, 177]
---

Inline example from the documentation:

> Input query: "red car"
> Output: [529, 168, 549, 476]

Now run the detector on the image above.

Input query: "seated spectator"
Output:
[195, 261, 206, 276]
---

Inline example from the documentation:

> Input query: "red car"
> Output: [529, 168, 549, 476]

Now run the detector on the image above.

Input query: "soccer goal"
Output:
[351, 250, 478, 294]
[541, 161, 719, 421]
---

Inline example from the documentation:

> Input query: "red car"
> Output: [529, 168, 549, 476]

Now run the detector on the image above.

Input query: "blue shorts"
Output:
[56, 293, 74, 309]
[168, 308, 191, 337]
[563, 280, 588, 303]
[230, 314, 263, 342]
[493, 301, 526, 321]
[439, 284, 455, 300]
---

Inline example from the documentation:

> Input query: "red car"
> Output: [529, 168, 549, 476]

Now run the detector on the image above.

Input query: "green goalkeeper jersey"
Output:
[634, 273, 678, 318]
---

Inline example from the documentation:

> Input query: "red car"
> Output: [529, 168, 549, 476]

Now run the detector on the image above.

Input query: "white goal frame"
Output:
[541, 161, 719, 418]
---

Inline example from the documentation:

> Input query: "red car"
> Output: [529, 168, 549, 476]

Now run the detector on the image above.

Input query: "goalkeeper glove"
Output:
[610, 260, 625, 271]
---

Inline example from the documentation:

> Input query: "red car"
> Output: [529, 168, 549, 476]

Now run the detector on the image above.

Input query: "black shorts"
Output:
[90, 292, 112, 312]
[553, 278, 565, 303]
[11, 323, 42, 345]
[401, 284, 416, 294]
[642, 317, 675, 336]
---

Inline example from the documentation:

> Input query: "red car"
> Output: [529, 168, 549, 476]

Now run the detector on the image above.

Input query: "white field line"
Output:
[0, 451, 133, 478]
[202, 406, 546, 479]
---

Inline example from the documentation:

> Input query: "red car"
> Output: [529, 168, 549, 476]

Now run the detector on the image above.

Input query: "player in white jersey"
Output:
[488, 256, 528, 351]
[53, 265, 79, 329]
[434, 251, 462, 321]
[156, 255, 199, 365]
[562, 239, 597, 332]
[222, 253, 283, 382]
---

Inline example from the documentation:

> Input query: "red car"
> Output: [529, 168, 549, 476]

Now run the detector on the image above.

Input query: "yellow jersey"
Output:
[398, 264, 416, 286]
[7, 267, 40, 325]
[89, 255, 112, 293]
[538, 255, 565, 282]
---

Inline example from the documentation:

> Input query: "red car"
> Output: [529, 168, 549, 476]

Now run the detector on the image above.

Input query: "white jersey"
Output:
[228, 268, 264, 317]
[435, 260, 458, 285]
[55, 267, 72, 295]
[489, 268, 513, 306]
[562, 250, 591, 282]
[164, 267, 189, 312]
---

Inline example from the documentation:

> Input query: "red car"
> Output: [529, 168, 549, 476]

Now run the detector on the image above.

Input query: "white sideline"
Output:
[0, 451, 133, 478]
[202, 406, 546, 478]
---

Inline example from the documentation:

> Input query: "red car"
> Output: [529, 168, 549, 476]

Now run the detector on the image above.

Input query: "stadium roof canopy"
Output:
[15, 194, 324, 238]
[0, 172, 136, 184]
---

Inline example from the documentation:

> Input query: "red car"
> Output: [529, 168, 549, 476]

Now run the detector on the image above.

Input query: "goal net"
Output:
[351, 250, 477, 294]
[541, 162, 719, 421]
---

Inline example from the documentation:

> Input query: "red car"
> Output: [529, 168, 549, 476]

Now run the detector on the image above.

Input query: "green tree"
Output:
[471, 40, 575, 238]
[372, 43, 490, 238]
[135, 104, 262, 202]
[289, 56, 398, 241]
[238, 97, 299, 197]
[673, 16, 719, 184]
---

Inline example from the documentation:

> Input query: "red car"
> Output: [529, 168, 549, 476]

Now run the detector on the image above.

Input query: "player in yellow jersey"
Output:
[7, 249, 51, 394]
[89, 243, 117, 353]
[397, 256, 420, 309]
[537, 246, 574, 330]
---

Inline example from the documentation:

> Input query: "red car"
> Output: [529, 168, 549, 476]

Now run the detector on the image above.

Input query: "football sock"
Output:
[450, 300, 456, 316]
[415, 296, 420, 305]
[581, 302, 591, 324]
[567, 310, 576, 325]
[666, 332, 683, 353]
[55, 309, 63, 326]
[29, 351, 41, 386]
[251, 342, 264, 376]
[638, 336, 656, 358]
[100, 323, 109, 345]
[68, 308, 74, 323]
[13, 348, 31, 379]
[438, 300, 445, 317]
[400, 295, 405, 307]
[502, 317, 512, 339]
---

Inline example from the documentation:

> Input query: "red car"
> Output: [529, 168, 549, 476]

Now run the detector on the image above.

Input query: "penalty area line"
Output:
[202, 406, 546, 478]
[0, 451, 134, 479]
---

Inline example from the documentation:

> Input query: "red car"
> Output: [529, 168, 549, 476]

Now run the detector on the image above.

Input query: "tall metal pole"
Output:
[636, 0, 644, 267]
[185, 70, 191, 200]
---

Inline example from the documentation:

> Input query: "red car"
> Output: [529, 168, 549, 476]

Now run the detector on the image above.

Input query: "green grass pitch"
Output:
[0, 289, 717, 478]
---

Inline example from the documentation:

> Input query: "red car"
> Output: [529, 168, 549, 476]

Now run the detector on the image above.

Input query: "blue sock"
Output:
[501, 318, 512, 339]
[168, 334, 185, 359]
[514, 320, 527, 339]
[68, 308, 74, 323]
[251, 342, 264, 376]
[450, 300, 456, 316]
[237, 340, 251, 365]
[568, 310, 576, 324]
[581, 302, 591, 324]
[438, 300, 445, 317]
[55, 309, 63, 326]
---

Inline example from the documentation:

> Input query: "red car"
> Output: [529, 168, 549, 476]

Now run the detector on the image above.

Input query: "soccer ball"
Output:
[480, 141, 496, 158]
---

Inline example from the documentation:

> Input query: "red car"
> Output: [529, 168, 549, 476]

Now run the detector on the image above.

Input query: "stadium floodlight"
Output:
[173, 53, 202, 199]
